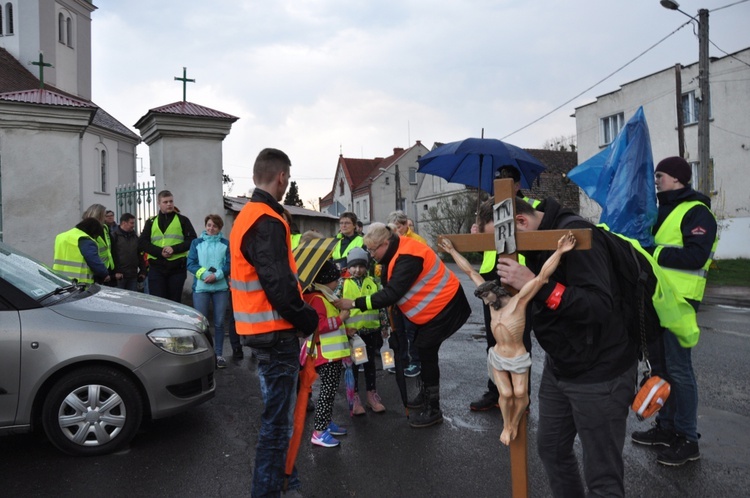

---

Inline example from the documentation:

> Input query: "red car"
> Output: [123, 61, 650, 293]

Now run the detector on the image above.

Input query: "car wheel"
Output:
[42, 366, 143, 456]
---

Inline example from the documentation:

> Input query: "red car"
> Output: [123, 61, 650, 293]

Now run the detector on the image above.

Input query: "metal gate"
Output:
[115, 181, 156, 234]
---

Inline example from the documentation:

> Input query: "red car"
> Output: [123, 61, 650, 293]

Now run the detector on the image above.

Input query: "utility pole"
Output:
[697, 8, 711, 193]
[674, 64, 685, 159]
[394, 164, 403, 211]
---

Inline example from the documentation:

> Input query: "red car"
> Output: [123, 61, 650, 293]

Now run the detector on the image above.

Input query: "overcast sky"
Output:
[90, 0, 749, 208]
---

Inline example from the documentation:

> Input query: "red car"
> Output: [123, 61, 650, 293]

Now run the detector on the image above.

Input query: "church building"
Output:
[0, 0, 139, 263]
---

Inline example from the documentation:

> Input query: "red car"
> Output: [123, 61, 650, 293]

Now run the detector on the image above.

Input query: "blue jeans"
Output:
[537, 361, 636, 498]
[251, 335, 301, 498]
[192, 290, 230, 357]
[656, 329, 699, 441]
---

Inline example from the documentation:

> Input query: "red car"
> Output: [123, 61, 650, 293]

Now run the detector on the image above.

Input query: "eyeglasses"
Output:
[367, 242, 385, 256]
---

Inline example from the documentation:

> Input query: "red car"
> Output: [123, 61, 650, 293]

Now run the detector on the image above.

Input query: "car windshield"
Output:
[0, 241, 74, 299]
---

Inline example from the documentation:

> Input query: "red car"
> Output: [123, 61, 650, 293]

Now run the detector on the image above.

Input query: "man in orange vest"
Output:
[230, 148, 317, 497]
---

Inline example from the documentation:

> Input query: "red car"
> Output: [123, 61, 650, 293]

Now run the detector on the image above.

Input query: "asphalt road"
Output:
[1, 267, 749, 497]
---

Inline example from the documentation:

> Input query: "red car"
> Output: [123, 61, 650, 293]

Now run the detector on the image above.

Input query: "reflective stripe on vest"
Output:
[306, 295, 350, 360]
[148, 215, 187, 261]
[479, 197, 539, 273]
[653, 200, 717, 302]
[387, 237, 460, 325]
[342, 278, 380, 330]
[96, 228, 114, 270]
[230, 201, 301, 335]
[53, 228, 94, 284]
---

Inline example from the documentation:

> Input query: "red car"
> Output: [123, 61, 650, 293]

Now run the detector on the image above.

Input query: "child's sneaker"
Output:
[311, 429, 340, 448]
[366, 390, 386, 413]
[352, 394, 366, 416]
[327, 421, 347, 436]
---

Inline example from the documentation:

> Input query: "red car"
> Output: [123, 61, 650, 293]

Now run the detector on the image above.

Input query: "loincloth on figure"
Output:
[487, 349, 531, 377]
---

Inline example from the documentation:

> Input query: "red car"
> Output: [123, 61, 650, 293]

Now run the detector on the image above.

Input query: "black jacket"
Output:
[138, 212, 197, 271]
[239, 189, 317, 336]
[521, 198, 636, 382]
[111, 226, 142, 278]
[653, 187, 717, 272]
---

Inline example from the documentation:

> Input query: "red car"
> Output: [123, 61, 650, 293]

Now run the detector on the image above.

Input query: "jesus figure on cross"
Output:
[440, 229, 576, 445]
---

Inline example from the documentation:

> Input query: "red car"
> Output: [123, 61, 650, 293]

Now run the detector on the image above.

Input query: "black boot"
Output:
[407, 381, 425, 409]
[409, 385, 443, 428]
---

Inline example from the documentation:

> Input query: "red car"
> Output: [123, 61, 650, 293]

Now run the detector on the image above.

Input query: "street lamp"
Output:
[661, 0, 711, 194]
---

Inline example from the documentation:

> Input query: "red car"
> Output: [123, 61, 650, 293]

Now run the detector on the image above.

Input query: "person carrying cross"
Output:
[498, 197, 638, 497]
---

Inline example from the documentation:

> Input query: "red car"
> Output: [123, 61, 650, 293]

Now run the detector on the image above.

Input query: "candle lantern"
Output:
[350, 334, 368, 365]
[380, 341, 395, 370]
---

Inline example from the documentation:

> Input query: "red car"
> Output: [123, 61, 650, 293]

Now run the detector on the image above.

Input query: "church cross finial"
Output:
[174, 67, 195, 102]
[29, 53, 53, 89]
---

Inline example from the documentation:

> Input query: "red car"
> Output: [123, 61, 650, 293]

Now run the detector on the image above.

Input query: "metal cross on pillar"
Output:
[437, 178, 592, 498]
[174, 67, 195, 102]
[29, 53, 53, 89]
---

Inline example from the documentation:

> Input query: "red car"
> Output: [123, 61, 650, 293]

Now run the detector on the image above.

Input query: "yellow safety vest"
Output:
[53, 228, 95, 284]
[332, 234, 364, 261]
[95, 228, 114, 270]
[291, 233, 301, 250]
[305, 294, 350, 361]
[479, 196, 540, 273]
[653, 201, 718, 303]
[342, 277, 380, 331]
[148, 215, 188, 261]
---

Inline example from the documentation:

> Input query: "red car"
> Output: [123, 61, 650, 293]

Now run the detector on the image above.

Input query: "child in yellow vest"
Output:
[342, 247, 388, 414]
[302, 260, 351, 448]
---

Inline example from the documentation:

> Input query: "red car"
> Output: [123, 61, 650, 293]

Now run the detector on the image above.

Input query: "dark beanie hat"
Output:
[655, 156, 691, 185]
[314, 260, 340, 285]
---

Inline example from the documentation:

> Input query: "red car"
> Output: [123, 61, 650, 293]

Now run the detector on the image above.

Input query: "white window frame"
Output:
[362, 199, 369, 221]
[600, 112, 624, 146]
[408, 167, 417, 185]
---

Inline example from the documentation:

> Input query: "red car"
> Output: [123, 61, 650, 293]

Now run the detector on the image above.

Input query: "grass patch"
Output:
[708, 258, 750, 287]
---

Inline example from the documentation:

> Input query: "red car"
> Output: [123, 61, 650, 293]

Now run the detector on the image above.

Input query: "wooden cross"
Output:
[30, 53, 53, 89]
[174, 67, 195, 102]
[438, 178, 592, 498]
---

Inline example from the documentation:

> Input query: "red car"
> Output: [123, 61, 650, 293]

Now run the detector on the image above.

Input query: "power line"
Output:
[500, 19, 692, 141]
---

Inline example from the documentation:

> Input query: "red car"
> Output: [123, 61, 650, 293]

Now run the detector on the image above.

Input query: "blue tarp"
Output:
[568, 107, 657, 247]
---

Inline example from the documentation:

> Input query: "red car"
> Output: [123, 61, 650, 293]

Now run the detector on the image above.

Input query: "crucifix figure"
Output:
[174, 67, 195, 102]
[30, 53, 53, 89]
[440, 231, 576, 445]
[437, 178, 591, 498]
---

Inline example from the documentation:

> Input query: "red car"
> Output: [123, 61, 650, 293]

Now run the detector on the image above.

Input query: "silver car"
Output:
[0, 241, 215, 456]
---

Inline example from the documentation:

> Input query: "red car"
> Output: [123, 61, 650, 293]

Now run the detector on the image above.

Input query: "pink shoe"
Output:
[352, 393, 366, 416]
[367, 390, 386, 413]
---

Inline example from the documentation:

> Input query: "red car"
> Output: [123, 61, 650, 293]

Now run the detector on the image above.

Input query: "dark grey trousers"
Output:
[537, 361, 637, 498]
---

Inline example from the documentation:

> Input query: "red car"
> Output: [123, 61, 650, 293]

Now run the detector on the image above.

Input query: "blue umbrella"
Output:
[416, 137, 546, 193]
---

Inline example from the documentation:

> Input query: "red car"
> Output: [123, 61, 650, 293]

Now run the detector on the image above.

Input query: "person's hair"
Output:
[475, 281, 510, 310]
[363, 222, 391, 249]
[299, 230, 324, 244]
[105, 210, 114, 216]
[386, 210, 408, 226]
[478, 199, 494, 225]
[495, 166, 521, 183]
[76, 217, 104, 239]
[120, 212, 136, 223]
[253, 148, 291, 185]
[356, 221, 363, 229]
[157, 190, 173, 200]
[82, 204, 106, 223]
[514, 198, 536, 216]
[204, 214, 224, 230]
[339, 212, 358, 225]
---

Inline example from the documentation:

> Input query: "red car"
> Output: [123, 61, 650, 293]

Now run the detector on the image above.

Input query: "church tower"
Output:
[0, 0, 95, 100]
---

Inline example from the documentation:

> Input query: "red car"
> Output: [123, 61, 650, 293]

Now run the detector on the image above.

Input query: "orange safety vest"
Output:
[230, 202, 302, 335]
[386, 237, 460, 325]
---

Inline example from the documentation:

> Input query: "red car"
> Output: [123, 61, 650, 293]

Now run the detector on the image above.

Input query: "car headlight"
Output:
[148, 328, 210, 355]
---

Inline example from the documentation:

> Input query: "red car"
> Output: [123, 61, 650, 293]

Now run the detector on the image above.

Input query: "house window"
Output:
[409, 167, 417, 185]
[100, 150, 107, 192]
[363, 199, 368, 220]
[681, 91, 710, 125]
[600, 112, 624, 146]
[58, 13, 64, 42]
[0, 9, 4, 36]
[355, 201, 360, 218]
[385, 177, 390, 186]
[339, 179, 344, 196]
[5, 3, 13, 35]
[423, 204, 428, 211]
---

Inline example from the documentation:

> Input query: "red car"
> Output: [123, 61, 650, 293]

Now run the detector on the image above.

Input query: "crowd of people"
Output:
[50, 150, 717, 498]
